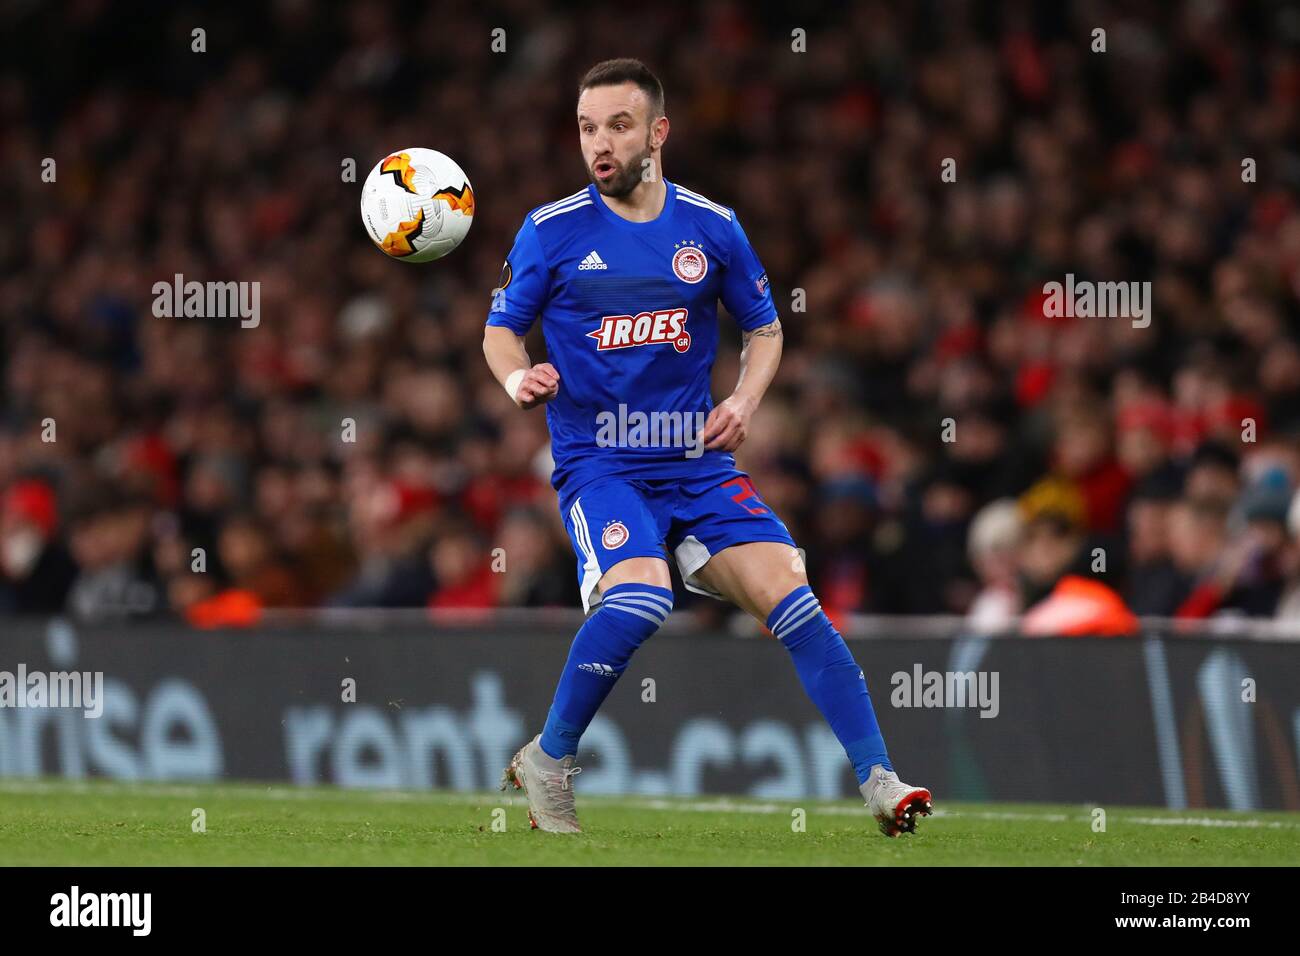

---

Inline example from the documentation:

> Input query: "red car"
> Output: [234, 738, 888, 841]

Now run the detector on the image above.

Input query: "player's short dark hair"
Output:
[578, 58, 665, 118]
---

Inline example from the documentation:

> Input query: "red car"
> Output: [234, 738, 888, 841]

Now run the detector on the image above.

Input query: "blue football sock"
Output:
[539, 583, 673, 759]
[767, 586, 891, 783]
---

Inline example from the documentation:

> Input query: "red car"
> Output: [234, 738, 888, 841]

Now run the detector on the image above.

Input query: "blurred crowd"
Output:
[3, 1, 1300, 632]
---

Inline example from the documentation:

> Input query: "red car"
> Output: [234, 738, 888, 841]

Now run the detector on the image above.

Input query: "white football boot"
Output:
[499, 735, 583, 833]
[860, 765, 933, 837]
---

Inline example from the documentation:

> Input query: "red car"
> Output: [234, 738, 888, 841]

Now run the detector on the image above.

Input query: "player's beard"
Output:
[588, 135, 654, 199]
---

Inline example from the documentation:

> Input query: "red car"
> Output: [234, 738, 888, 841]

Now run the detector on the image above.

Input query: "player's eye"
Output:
[613, 124, 626, 132]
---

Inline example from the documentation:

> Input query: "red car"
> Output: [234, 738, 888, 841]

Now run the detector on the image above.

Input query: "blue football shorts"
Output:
[559, 470, 800, 612]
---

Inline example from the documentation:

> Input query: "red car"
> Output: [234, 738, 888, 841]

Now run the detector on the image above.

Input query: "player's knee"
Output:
[757, 567, 811, 621]
[766, 581, 835, 648]
[597, 582, 674, 644]
[599, 556, 671, 592]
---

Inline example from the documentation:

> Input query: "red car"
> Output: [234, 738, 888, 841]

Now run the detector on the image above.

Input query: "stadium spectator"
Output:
[965, 498, 1023, 633]
[1124, 469, 1187, 616]
[0, 478, 76, 614]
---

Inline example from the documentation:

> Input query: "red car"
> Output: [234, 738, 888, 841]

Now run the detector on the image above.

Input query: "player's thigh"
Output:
[669, 472, 804, 623]
[599, 555, 671, 592]
[693, 540, 807, 622]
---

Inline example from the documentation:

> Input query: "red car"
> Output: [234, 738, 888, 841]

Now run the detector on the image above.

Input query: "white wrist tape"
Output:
[503, 368, 527, 403]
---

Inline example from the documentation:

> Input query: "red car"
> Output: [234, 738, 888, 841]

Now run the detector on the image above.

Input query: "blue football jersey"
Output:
[486, 179, 778, 494]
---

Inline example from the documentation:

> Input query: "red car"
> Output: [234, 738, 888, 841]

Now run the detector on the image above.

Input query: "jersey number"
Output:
[721, 477, 769, 515]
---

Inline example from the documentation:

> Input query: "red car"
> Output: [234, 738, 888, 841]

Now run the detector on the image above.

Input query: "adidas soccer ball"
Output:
[360, 148, 475, 262]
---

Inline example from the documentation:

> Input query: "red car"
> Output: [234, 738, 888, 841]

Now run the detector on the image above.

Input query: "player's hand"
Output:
[515, 363, 560, 409]
[702, 393, 756, 452]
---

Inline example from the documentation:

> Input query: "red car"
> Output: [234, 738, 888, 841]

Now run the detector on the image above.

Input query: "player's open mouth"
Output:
[594, 160, 616, 180]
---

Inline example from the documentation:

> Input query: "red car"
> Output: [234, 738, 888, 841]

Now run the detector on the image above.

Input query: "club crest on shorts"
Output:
[601, 520, 630, 550]
[672, 241, 708, 284]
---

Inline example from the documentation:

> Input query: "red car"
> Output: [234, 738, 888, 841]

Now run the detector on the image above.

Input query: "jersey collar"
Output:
[587, 178, 677, 227]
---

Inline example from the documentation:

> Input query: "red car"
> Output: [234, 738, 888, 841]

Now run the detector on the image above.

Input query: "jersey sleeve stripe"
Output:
[675, 186, 733, 217]
[532, 189, 589, 218]
[677, 194, 733, 220]
[533, 199, 593, 224]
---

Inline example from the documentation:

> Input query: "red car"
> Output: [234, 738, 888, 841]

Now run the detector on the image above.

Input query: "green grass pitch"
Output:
[1, 779, 1296, 866]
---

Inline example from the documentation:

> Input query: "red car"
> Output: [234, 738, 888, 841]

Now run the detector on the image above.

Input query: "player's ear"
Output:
[651, 114, 669, 151]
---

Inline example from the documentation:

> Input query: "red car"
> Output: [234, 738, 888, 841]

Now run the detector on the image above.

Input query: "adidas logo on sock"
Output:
[578, 662, 616, 676]
[578, 250, 608, 270]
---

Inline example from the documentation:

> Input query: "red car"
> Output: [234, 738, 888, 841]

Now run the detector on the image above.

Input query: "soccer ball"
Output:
[360, 148, 475, 262]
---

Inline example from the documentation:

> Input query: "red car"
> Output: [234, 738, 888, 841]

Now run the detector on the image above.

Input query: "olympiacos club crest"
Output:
[672, 243, 708, 284]
[602, 521, 630, 550]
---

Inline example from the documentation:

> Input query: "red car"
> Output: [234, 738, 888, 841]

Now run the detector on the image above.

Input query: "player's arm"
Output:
[703, 212, 782, 452]
[483, 326, 559, 409]
[483, 218, 558, 409]
[702, 318, 781, 451]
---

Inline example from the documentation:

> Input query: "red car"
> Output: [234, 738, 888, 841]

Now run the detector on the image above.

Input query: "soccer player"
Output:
[485, 58, 931, 837]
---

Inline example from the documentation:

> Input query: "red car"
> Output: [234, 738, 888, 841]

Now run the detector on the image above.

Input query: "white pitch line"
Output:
[615, 799, 1300, 828]
[1118, 815, 1300, 829]
[0, 779, 1296, 828]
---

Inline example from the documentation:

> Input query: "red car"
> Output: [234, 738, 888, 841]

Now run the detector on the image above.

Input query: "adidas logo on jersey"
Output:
[578, 250, 608, 270]
[578, 662, 617, 677]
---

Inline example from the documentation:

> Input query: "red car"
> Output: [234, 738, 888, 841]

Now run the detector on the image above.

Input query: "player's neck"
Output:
[597, 176, 667, 223]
